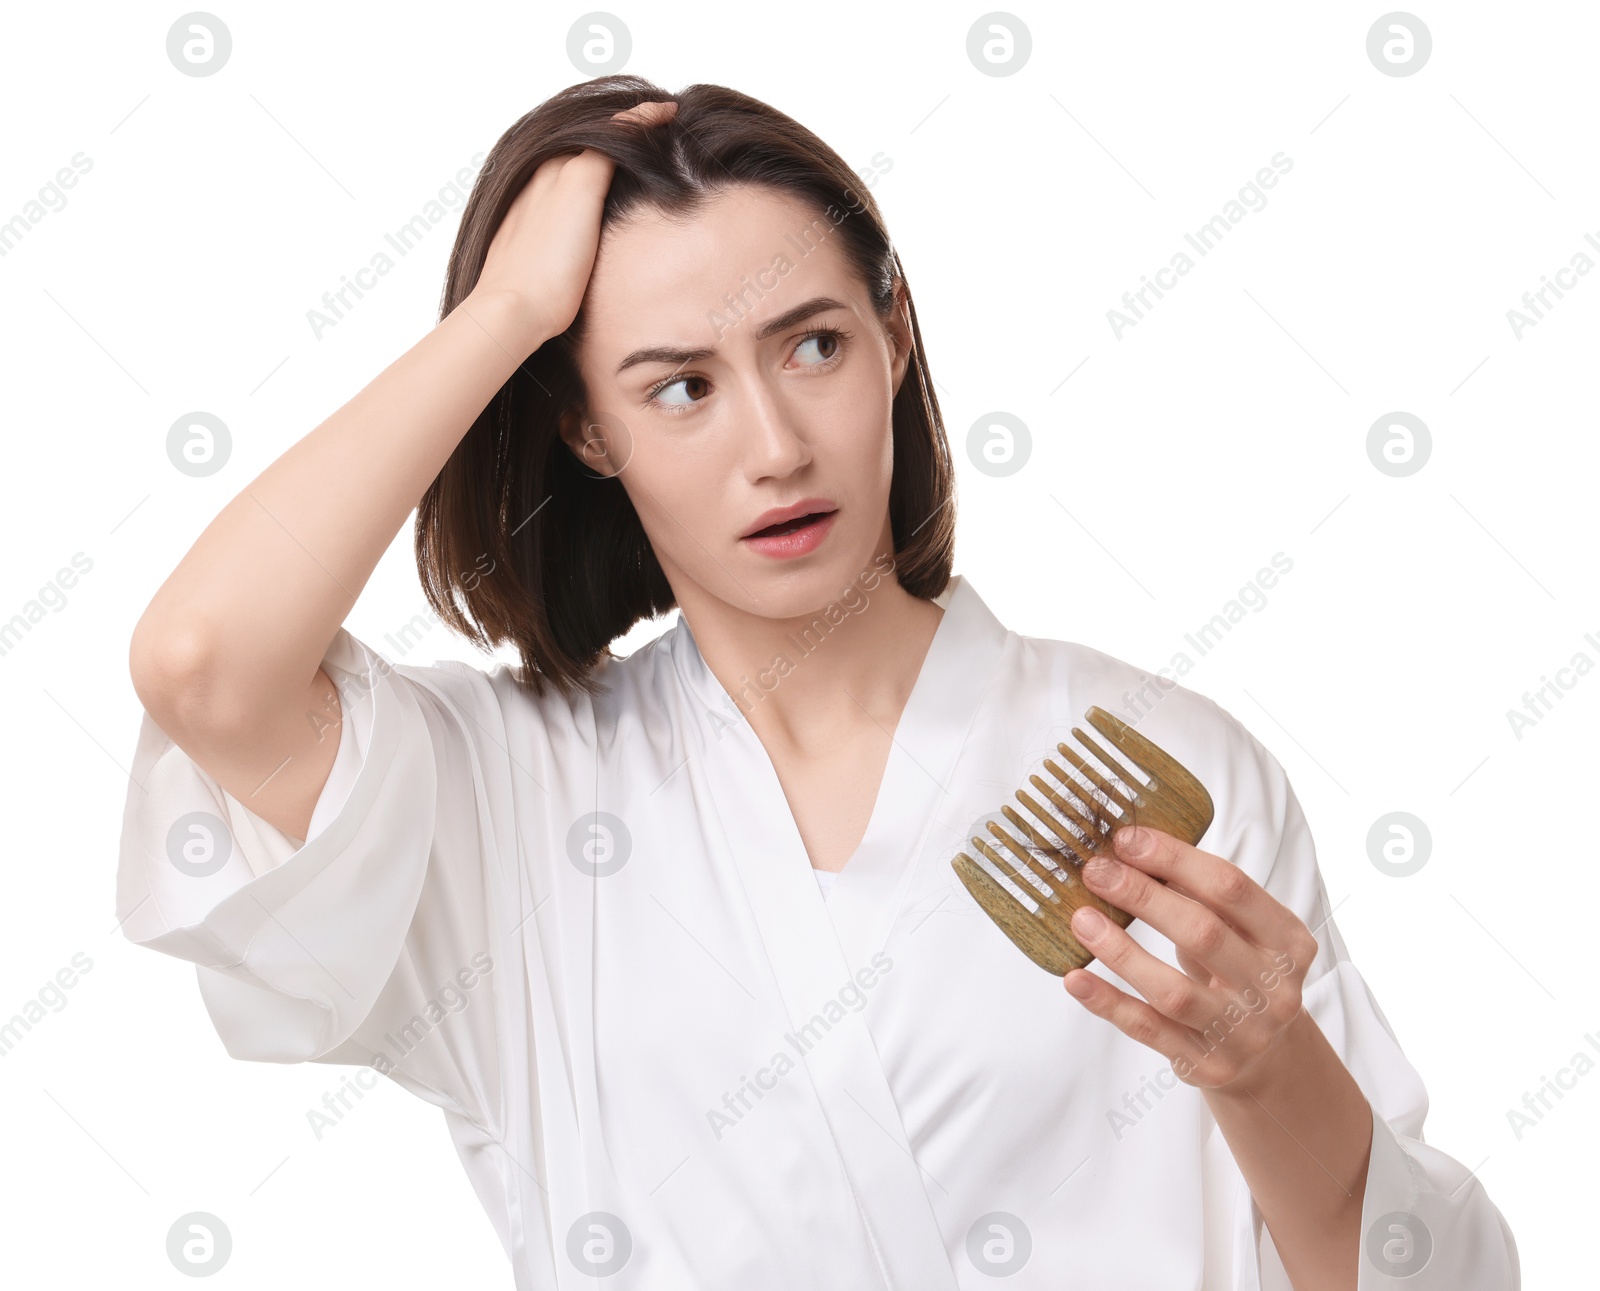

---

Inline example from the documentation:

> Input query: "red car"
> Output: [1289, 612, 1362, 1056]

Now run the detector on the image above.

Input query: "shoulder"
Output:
[1005, 629, 1300, 868]
[359, 618, 683, 743]
[1004, 626, 1242, 738]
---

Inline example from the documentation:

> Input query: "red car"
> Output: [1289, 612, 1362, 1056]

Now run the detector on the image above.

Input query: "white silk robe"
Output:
[115, 574, 1520, 1289]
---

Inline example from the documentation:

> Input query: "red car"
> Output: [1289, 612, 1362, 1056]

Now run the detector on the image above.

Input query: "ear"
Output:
[558, 408, 616, 477]
[885, 279, 914, 398]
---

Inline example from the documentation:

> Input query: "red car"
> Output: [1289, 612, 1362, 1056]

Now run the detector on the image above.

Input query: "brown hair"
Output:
[417, 74, 956, 700]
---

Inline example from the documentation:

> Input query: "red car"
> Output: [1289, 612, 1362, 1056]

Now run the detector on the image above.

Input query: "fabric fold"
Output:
[115, 627, 508, 1139]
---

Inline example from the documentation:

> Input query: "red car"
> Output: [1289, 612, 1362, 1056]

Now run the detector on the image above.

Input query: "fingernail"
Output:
[1072, 906, 1107, 939]
[1116, 826, 1150, 858]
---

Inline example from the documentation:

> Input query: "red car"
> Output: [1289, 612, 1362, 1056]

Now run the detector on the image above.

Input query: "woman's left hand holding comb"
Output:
[1060, 823, 1320, 1093]
[1063, 825, 1380, 1289]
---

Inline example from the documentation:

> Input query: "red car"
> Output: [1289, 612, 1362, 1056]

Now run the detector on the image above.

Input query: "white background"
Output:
[1, 0, 1590, 1284]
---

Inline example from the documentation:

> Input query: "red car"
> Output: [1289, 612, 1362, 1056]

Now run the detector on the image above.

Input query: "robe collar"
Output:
[666, 573, 1013, 950]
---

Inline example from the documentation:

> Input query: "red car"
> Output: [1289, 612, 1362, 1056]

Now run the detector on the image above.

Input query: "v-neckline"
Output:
[765, 599, 949, 882]
[674, 576, 961, 864]
[669, 573, 1009, 959]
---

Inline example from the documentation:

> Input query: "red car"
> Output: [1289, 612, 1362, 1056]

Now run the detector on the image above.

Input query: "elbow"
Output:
[128, 616, 253, 736]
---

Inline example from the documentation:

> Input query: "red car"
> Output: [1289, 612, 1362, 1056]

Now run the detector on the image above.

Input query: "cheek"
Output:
[830, 345, 896, 461]
[823, 383, 895, 475]
[616, 447, 723, 542]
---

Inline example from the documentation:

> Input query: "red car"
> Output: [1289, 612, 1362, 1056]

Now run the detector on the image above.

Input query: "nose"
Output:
[735, 369, 811, 482]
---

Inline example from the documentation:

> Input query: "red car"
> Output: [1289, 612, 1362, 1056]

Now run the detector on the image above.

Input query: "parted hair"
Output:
[417, 74, 956, 699]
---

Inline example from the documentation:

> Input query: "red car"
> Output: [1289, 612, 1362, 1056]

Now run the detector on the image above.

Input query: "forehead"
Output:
[581, 184, 860, 352]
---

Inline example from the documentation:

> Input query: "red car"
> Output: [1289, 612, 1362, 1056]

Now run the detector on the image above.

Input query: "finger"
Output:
[1079, 849, 1261, 987]
[1067, 901, 1227, 1033]
[1063, 968, 1195, 1066]
[523, 149, 591, 198]
[550, 148, 618, 193]
[1175, 944, 1219, 987]
[612, 100, 677, 126]
[554, 147, 612, 174]
[1112, 826, 1299, 953]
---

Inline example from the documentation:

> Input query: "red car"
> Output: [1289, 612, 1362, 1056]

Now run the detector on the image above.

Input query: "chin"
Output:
[767, 545, 894, 614]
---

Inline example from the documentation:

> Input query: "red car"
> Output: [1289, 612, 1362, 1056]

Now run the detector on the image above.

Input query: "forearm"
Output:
[130, 287, 546, 717]
[1203, 1008, 1374, 1291]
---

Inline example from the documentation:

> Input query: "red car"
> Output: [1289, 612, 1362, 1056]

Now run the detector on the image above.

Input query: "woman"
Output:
[117, 76, 1518, 1289]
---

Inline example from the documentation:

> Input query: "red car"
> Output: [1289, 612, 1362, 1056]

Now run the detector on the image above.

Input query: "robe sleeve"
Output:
[1189, 702, 1521, 1290]
[114, 626, 511, 1138]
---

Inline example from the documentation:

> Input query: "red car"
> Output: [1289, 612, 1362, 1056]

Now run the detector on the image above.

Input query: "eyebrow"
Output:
[614, 296, 849, 375]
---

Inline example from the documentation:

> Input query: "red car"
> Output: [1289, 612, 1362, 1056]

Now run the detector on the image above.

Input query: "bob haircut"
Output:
[418, 74, 956, 700]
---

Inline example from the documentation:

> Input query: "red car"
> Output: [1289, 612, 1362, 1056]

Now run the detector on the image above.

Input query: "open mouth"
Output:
[747, 510, 835, 539]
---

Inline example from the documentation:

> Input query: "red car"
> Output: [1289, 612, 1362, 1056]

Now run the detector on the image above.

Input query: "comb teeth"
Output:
[952, 705, 1215, 976]
[975, 741, 1140, 912]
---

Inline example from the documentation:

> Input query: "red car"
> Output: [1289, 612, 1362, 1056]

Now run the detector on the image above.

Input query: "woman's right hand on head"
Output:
[470, 99, 677, 353]
[127, 101, 680, 843]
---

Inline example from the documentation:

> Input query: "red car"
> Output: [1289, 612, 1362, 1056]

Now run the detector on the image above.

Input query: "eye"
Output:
[647, 373, 712, 408]
[793, 326, 847, 366]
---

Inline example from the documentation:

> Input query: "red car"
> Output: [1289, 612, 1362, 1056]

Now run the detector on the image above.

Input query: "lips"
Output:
[740, 507, 839, 559]
[748, 510, 832, 538]
[739, 497, 838, 540]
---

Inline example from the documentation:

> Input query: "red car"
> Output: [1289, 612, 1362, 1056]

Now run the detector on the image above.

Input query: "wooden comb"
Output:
[952, 705, 1215, 976]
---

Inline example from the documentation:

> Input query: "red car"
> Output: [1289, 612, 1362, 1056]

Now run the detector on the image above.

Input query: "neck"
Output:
[673, 556, 947, 755]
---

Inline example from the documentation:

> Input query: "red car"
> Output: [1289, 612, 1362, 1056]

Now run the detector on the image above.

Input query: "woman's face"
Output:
[559, 183, 913, 621]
